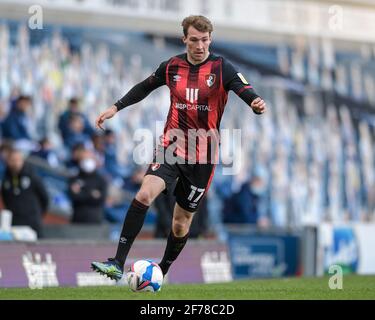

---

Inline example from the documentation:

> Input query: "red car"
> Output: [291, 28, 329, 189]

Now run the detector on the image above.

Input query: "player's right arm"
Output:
[95, 61, 168, 130]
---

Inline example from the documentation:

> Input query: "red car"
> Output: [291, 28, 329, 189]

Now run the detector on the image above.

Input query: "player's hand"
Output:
[95, 105, 118, 130]
[251, 97, 266, 114]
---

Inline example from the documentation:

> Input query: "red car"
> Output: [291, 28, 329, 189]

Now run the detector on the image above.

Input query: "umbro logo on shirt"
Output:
[173, 75, 181, 82]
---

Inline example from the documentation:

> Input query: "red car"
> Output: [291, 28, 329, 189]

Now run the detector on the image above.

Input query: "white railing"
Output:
[1, 0, 375, 42]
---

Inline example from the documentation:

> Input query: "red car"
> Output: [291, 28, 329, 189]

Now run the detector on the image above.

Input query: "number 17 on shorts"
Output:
[187, 186, 205, 210]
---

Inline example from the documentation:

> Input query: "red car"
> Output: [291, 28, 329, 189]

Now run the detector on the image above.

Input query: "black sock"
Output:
[159, 231, 189, 275]
[114, 198, 149, 267]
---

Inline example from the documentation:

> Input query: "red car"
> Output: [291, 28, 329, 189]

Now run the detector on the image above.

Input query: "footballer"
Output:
[92, 15, 266, 280]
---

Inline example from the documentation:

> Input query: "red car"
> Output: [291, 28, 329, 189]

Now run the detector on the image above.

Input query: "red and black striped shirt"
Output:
[115, 53, 260, 163]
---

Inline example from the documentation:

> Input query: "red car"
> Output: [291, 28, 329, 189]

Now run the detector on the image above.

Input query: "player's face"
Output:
[183, 26, 211, 64]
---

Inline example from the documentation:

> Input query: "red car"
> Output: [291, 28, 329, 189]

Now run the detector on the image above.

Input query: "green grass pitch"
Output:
[0, 275, 374, 300]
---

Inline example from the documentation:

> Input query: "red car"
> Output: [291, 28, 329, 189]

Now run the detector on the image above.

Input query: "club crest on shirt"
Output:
[151, 163, 161, 171]
[205, 74, 216, 87]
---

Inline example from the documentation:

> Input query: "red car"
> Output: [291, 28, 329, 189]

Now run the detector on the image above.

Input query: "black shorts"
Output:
[145, 158, 215, 213]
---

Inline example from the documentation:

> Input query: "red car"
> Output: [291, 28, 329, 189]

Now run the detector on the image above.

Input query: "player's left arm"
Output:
[222, 59, 266, 114]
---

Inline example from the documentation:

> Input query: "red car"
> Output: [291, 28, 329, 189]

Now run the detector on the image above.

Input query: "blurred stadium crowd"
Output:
[0, 22, 374, 239]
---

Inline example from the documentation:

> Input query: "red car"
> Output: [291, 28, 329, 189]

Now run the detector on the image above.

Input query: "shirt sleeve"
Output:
[114, 60, 168, 111]
[222, 58, 260, 105]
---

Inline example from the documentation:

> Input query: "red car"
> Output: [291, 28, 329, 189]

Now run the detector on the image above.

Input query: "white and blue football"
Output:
[126, 259, 163, 292]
